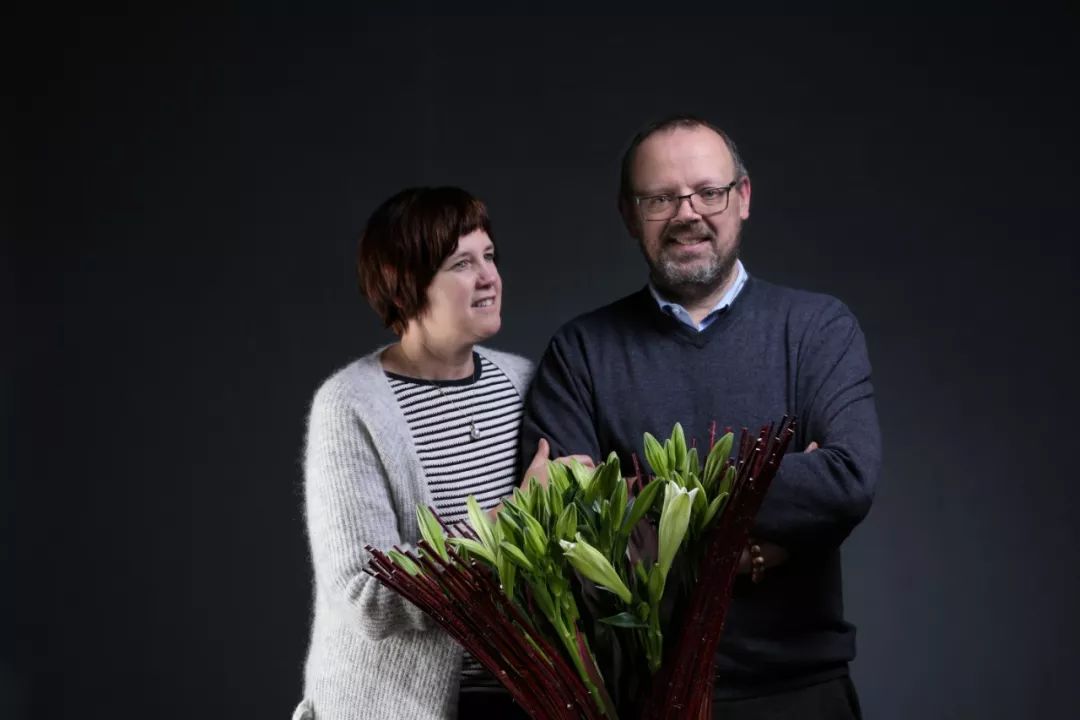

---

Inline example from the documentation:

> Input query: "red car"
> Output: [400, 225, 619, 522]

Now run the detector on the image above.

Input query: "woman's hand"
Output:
[523, 438, 595, 490]
[486, 440, 597, 521]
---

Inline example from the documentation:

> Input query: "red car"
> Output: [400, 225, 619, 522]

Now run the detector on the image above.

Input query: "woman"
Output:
[294, 187, 554, 720]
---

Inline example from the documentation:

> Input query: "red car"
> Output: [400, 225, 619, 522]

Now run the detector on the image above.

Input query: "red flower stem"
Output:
[413, 543, 566, 717]
[640, 418, 795, 720]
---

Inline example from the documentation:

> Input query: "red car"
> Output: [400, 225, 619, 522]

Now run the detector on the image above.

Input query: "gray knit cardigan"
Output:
[294, 345, 534, 720]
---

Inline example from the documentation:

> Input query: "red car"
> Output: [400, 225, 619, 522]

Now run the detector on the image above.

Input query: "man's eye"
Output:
[646, 195, 673, 208]
[699, 188, 722, 200]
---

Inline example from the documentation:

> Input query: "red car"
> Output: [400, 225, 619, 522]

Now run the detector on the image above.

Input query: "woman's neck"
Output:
[382, 334, 475, 381]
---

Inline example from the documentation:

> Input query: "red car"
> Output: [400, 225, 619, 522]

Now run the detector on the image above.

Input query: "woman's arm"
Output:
[304, 380, 433, 641]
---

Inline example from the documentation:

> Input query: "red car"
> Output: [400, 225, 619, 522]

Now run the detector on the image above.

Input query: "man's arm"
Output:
[519, 327, 603, 468]
[753, 301, 882, 549]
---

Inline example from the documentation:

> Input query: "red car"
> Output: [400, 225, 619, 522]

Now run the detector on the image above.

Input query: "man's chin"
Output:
[656, 263, 722, 289]
[652, 261, 734, 301]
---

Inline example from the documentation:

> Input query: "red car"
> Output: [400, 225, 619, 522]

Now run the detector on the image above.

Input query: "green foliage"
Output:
[403, 424, 740, 718]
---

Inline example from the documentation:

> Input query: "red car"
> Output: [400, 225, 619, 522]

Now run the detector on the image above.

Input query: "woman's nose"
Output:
[477, 264, 498, 286]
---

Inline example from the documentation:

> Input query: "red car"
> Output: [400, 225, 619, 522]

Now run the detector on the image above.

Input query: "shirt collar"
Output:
[648, 260, 748, 332]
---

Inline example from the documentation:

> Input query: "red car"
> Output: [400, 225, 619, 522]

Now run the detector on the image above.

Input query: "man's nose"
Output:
[674, 194, 701, 220]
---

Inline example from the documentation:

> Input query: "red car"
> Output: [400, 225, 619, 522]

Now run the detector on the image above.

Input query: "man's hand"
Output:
[737, 439, 813, 580]
[737, 540, 790, 579]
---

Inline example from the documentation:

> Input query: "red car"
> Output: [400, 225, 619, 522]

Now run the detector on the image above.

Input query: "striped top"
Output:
[386, 352, 523, 687]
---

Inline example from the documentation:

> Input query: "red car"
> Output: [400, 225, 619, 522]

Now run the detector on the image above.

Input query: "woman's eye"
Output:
[452, 259, 469, 270]
[483, 253, 495, 262]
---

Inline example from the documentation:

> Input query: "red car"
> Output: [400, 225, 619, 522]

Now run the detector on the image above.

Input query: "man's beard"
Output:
[644, 220, 741, 305]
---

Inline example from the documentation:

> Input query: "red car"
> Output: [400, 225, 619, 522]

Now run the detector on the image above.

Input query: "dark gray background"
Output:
[12, 9, 1079, 720]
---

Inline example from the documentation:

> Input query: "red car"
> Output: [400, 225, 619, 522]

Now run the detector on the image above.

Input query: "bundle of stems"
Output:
[364, 418, 796, 719]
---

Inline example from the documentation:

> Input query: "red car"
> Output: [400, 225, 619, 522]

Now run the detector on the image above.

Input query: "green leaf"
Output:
[596, 452, 622, 499]
[718, 465, 736, 497]
[586, 459, 619, 508]
[388, 549, 421, 576]
[548, 479, 564, 519]
[520, 511, 549, 560]
[496, 548, 516, 597]
[620, 478, 664, 536]
[533, 472, 552, 528]
[700, 491, 730, 531]
[598, 611, 648, 629]
[634, 560, 648, 587]
[567, 457, 596, 494]
[416, 505, 448, 561]
[689, 476, 708, 519]
[531, 581, 557, 623]
[497, 511, 521, 546]
[548, 461, 571, 496]
[609, 474, 627, 535]
[466, 497, 497, 556]
[502, 495, 527, 524]
[574, 496, 597, 538]
[446, 537, 495, 564]
[703, 432, 734, 488]
[500, 541, 536, 573]
[555, 502, 578, 542]
[687, 445, 700, 476]
[516, 483, 536, 517]
[597, 499, 612, 553]
[647, 563, 666, 606]
[643, 432, 669, 478]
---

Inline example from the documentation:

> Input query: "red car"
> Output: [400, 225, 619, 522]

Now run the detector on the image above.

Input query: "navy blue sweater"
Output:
[520, 277, 882, 696]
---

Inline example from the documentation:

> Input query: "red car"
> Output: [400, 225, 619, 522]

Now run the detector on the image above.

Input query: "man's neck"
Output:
[653, 264, 740, 325]
[382, 334, 475, 381]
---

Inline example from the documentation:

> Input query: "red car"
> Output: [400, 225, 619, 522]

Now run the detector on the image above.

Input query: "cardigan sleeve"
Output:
[753, 300, 882, 549]
[303, 378, 434, 640]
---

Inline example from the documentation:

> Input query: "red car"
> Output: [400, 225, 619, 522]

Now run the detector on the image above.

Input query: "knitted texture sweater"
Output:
[520, 277, 882, 696]
[296, 346, 533, 720]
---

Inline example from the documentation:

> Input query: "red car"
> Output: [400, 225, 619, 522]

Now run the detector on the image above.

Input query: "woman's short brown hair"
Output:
[358, 186, 494, 335]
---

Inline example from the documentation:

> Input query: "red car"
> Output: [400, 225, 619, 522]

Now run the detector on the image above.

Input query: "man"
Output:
[520, 116, 881, 719]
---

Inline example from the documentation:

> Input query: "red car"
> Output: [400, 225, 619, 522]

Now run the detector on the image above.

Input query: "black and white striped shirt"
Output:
[386, 352, 523, 687]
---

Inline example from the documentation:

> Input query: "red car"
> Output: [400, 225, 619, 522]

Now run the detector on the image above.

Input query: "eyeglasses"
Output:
[634, 179, 741, 221]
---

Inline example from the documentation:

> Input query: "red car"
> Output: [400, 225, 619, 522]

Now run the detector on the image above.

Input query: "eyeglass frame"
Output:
[633, 178, 743, 221]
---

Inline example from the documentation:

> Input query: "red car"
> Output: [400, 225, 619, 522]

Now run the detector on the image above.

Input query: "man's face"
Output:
[627, 125, 751, 300]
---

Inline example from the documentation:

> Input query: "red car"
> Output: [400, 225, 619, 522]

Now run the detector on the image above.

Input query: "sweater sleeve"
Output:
[753, 302, 882, 549]
[303, 380, 434, 640]
[520, 327, 603, 466]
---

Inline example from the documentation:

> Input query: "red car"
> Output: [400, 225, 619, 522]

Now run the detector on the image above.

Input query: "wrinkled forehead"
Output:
[631, 126, 736, 191]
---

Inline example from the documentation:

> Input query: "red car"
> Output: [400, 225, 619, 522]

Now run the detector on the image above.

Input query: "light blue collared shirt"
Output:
[648, 260, 748, 332]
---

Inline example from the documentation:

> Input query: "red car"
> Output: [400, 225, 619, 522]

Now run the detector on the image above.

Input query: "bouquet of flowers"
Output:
[364, 418, 796, 719]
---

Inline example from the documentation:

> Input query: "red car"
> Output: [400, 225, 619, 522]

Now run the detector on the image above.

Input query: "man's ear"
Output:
[737, 176, 752, 220]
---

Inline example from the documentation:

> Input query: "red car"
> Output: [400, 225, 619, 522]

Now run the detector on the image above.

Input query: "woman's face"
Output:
[414, 229, 501, 347]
